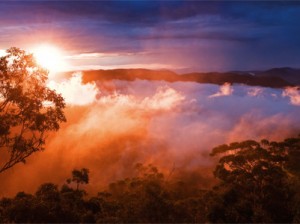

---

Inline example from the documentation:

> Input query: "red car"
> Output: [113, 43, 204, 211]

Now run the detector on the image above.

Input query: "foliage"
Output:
[0, 47, 66, 173]
[0, 164, 208, 223]
[208, 136, 300, 223]
[67, 168, 90, 190]
[0, 136, 299, 223]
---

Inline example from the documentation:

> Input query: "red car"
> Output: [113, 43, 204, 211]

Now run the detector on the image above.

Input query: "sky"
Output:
[1, 1, 300, 72]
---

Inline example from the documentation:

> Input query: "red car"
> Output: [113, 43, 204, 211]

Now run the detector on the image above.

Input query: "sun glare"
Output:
[32, 44, 68, 78]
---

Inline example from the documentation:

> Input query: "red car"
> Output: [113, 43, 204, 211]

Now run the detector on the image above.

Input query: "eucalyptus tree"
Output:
[0, 47, 66, 173]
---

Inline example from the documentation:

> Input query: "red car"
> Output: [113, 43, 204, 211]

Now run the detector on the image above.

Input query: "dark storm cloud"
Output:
[1, 1, 299, 27]
[0, 1, 300, 71]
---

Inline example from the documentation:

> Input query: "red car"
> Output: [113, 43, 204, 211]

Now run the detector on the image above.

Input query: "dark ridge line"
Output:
[61, 67, 300, 89]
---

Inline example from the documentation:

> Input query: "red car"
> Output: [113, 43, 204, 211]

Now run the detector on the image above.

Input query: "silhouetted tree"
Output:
[0, 47, 66, 173]
[3, 192, 36, 222]
[0, 170, 93, 223]
[208, 136, 300, 223]
[59, 184, 86, 222]
[1, 139, 298, 223]
[67, 168, 89, 191]
[95, 163, 205, 223]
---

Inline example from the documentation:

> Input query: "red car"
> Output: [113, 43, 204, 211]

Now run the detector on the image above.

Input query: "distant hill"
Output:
[63, 67, 300, 88]
[255, 67, 300, 85]
[80, 69, 179, 82]
[178, 72, 290, 88]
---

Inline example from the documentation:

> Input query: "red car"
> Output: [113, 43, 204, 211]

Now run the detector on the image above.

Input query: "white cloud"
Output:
[47, 73, 98, 105]
[209, 82, 233, 98]
[247, 87, 263, 97]
[282, 87, 300, 106]
[0, 49, 7, 57]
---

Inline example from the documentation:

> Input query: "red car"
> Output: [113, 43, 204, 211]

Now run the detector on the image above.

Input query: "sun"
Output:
[32, 44, 68, 78]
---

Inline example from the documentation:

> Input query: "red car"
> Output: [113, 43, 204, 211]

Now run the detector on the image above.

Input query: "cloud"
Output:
[282, 87, 300, 106]
[0, 49, 6, 57]
[47, 73, 98, 105]
[141, 86, 185, 111]
[247, 87, 263, 97]
[96, 85, 184, 113]
[1, 76, 300, 197]
[209, 82, 233, 98]
[1, 2, 300, 71]
[2, 1, 299, 26]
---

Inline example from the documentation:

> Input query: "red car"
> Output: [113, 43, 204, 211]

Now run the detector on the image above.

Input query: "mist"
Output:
[0, 73, 299, 197]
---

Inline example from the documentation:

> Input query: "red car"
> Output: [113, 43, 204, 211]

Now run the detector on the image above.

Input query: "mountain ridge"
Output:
[62, 67, 300, 88]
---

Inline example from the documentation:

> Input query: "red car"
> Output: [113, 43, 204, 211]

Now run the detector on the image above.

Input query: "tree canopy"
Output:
[208, 136, 300, 223]
[67, 168, 90, 191]
[0, 47, 66, 173]
[0, 135, 300, 223]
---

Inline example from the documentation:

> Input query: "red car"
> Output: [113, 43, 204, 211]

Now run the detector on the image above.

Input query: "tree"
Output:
[2, 192, 36, 223]
[67, 168, 89, 191]
[0, 47, 66, 173]
[208, 136, 300, 223]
